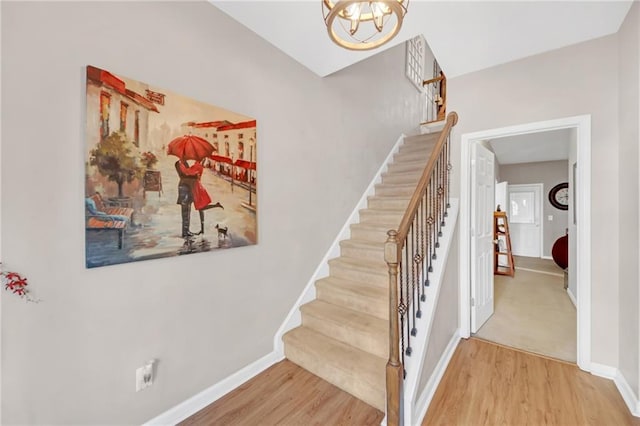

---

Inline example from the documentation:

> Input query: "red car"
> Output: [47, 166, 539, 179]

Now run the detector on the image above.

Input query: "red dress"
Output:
[178, 162, 212, 210]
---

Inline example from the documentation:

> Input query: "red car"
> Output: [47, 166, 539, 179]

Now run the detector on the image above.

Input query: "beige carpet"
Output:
[474, 266, 576, 363]
[514, 255, 565, 276]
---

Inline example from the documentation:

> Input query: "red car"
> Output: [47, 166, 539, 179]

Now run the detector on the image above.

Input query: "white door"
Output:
[470, 143, 495, 333]
[508, 184, 543, 257]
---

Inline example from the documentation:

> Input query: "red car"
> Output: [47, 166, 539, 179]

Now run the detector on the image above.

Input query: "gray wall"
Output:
[617, 1, 640, 399]
[417, 227, 458, 392]
[1, 2, 422, 424]
[499, 161, 569, 258]
[448, 34, 620, 367]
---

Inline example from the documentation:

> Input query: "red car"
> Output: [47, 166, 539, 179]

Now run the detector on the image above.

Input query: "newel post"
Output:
[385, 229, 403, 426]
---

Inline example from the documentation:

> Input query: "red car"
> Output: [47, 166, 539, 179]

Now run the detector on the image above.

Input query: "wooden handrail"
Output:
[385, 111, 458, 426]
[422, 75, 444, 86]
[396, 112, 458, 243]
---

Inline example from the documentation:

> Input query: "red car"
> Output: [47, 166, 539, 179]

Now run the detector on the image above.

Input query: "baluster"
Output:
[419, 196, 427, 301]
[410, 223, 417, 337]
[440, 150, 446, 227]
[404, 241, 412, 356]
[446, 134, 452, 210]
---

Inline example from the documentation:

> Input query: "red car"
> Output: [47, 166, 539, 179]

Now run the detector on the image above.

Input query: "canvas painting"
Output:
[85, 65, 257, 268]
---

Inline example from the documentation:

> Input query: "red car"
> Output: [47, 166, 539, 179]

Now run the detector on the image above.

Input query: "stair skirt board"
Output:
[273, 133, 407, 356]
[403, 200, 459, 425]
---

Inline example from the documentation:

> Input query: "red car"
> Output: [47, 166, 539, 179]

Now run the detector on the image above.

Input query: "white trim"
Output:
[567, 287, 577, 308]
[614, 370, 640, 417]
[403, 200, 459, 425]
[143, 351, 283, 425]
[541, 255, 553, 260]
[273, 134, 407, 356]
[590, 362, 617, 379]
[413, 330, 461, 425]
[460, 115, 592, 372]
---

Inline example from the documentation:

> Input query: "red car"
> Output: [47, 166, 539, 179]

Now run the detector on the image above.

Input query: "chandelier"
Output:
[322, 0, 409, 51]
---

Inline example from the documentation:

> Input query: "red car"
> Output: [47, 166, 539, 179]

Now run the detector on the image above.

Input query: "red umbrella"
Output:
[167, 135, 214, 161]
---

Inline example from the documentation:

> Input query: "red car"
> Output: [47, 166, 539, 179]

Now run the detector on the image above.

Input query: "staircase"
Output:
[282, 132, 441, 411]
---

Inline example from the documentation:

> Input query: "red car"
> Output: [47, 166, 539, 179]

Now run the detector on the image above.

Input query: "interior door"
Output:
[508, 184, 542, 257]
[470, 143, 495, 333]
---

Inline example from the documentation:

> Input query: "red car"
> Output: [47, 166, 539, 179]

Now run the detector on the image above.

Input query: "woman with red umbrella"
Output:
[169, 135, 223, 238]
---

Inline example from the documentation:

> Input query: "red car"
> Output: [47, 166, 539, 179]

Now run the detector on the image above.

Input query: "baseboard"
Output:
[590, 362, 617, 379]
[273, 134, 407, 356]
[413, 330, 461, 425]
[144, 351, 283, 425]
[566, 287, 577, 308]
[614, 369, 640, 417]
[541, 255, 553, 260]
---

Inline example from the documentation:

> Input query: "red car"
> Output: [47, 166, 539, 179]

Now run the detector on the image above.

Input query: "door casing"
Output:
[459, 115, 591, 371]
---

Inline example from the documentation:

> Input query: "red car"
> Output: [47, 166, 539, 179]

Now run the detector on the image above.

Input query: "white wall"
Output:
[1, 2, 422, 424]
[617, 0, 640, 399]
[499, 160, 569, 258]
[448, 34, 620, 367]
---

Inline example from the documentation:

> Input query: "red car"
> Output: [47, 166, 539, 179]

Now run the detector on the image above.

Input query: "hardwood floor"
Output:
[179, 360, 384, 426]
[180, 340, 638, 425]
[424, 338, 640, 426]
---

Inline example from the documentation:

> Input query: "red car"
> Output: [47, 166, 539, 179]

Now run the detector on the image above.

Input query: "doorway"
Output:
[459, 115, 591, 371]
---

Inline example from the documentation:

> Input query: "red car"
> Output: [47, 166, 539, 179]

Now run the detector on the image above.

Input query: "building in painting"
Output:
[187, 119, 257, 185]
[85, 65, 159, 156]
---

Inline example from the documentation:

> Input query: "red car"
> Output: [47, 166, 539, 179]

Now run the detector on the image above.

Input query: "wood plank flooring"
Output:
[180, 339, 638, 425]
[424, 338, 640, 426]
[179, 359, 384, 426]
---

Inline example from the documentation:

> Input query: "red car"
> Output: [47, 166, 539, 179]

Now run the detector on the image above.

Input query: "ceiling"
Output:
[210, 1, 633, 78]
[489, 128, 571, 165]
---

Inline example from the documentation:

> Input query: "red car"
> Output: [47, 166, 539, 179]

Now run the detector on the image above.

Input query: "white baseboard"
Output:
[615, 369, 640, 417]
[144, 351, 283, 425]
[413, 330, 461, 425]
[590, 362, 640, 418]
[541, 255, 553, 260]
[590, 362, 617, 379]
[566, 287, 577, 308]
[273, 134, 407, 356]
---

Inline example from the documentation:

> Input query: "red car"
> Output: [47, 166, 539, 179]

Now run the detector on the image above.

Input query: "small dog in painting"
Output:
[215, 224, 228, 240]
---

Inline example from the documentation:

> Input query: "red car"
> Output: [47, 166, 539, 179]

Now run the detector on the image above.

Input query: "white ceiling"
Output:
[210, 1, 633, 78]
[489, 128, 571, 165]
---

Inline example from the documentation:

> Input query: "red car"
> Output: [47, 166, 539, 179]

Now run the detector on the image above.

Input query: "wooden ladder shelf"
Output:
[494, 211, 515, 277]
